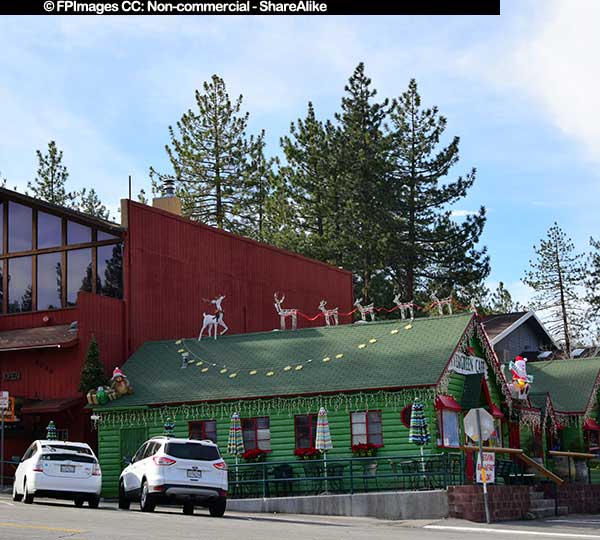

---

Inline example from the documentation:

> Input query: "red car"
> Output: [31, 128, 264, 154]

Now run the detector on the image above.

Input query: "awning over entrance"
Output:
[0, 324, 78, 352]
[583, 418, 600, 431]
[436, 395, 462, 411]
[21, 397, 82, 414]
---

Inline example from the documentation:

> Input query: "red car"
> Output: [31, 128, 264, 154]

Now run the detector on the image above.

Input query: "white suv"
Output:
[118, 437, 228, 516]
[12, 440, 102, 507]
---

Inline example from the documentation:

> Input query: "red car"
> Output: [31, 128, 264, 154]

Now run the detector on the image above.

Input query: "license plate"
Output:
[187, 470, 202, 479]
[61, 465, 76, 473]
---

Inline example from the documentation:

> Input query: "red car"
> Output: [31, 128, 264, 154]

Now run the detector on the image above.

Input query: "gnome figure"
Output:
[111, 366, 134, 396]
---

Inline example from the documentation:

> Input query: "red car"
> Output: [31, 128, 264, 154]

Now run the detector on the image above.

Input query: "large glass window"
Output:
[242, 417, 271, 451]
[189, 420, 217, 443]
[295, 414, 318, 449]
[66, 248, 92, 306]
[8, 256, 32, 312]
[351, 411, 383, 446]
[98, 230, 119, 241]
[67, 221, 91, 244]
[37, 212, 62, 249]
[0, 201, 3, 254]
[37, 252, 63, 310]
[97, 244, 123, 298]
[8, 202, 32, 252]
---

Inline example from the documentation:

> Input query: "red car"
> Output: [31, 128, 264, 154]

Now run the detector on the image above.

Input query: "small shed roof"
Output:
[99, 313, 476, 409]
[527, 357, 600, 414]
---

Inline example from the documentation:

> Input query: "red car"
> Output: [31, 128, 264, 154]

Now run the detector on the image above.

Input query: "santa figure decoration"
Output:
[111, 366, 134, 396]
[509, 355, 534, 399]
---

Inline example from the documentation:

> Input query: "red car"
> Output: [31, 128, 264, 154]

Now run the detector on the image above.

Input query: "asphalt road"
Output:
[1, 494, 600, 540]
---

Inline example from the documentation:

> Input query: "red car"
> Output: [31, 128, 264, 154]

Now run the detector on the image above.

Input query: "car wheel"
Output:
[183, 502, 194, 515]
[88, 495, 100, 509]
[208, 497, 226, 517]
[74, 498, 85, 508]
[139, 481, 155, 513]
[12, 482, 22, 502]
[23, 480, 34, 504]
[118, 482, 130, 510]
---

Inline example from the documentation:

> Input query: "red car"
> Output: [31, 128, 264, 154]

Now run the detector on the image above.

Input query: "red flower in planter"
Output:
[242, 448, 267, 462]
[351, 443, 378, 457]
[294, 447, 320, 460]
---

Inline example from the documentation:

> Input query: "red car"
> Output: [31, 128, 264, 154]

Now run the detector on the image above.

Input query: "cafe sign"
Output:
[448, 352, 488, 378]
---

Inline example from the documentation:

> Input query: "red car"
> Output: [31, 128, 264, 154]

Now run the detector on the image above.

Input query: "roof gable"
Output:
[527, 357, 600, 413]
[100, 313, 475, 408]
[483, 311, 557, 349]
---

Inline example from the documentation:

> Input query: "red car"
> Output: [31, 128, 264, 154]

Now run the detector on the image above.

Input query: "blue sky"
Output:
[1, 1, 599, 305]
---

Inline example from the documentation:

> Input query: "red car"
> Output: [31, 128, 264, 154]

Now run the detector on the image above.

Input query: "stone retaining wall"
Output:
[539, 484, 600, 514]
[448, 485, 531, 522]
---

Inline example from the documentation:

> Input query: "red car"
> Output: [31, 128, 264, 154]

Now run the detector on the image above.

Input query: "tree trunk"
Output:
[556, 244, 571, 355]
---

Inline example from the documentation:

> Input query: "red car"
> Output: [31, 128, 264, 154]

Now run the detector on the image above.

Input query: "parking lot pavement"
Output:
[1, 495, 600, 540]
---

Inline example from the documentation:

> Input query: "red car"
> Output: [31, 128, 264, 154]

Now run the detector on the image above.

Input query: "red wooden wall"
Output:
[125, 202, 354, 354]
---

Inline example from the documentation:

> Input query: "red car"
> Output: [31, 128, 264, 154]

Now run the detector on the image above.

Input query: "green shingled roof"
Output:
[99, 313, 474, 409]
[527, 357, 600, 413]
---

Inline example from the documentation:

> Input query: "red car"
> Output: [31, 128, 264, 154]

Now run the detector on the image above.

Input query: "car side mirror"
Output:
[13, 456, 22, 463]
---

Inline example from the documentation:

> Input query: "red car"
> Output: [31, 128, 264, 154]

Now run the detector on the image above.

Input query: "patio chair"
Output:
[271, 463, 294, 497]
[399, 459, 420, 490]
[302, 462, 324, 494]
[361, 461, 378, 491]
[327, 463, 346, 493]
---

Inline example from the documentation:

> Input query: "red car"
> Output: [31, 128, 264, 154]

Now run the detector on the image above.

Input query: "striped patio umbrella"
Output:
[409, 398, 430, 477]
[408, 398, 430, 446]
[228, 412, 245, 459]
[228, 411, 245, 486]
[315, 407, 332, 493]
[315, 407, 333, 452]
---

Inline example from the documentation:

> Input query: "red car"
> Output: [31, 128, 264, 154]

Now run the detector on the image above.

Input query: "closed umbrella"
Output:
[228, 412, 245, 485]
[408, 398, 431, 482]
[315, 407, 333, 492]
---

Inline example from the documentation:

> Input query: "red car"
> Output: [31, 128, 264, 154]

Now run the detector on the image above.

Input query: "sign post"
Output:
[0, 391, 8, 490]
[464, 407, 495, 524]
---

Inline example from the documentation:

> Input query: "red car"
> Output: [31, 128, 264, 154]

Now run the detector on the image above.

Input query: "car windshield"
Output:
[165, 442, 220, 461]
[42, 444, 92, 455]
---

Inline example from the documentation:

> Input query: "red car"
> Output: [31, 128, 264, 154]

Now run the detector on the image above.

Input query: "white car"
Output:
[12, 440, 102, 507]
[118, 436, 228, 516]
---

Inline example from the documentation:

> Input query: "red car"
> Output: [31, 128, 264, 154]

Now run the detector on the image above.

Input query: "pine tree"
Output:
[586, 237, 600, 334]
[28, 141, 75, 206]
[78, 337, 108, 393]
[489, 282, 521, 314]
[387, 79, 489, 303]
[333, 63, 392, 301]
[76, 188, 110, 220]
[150, 75, 265, 235]
[522, 223, 587, 355]
[137, 189, 149, 204]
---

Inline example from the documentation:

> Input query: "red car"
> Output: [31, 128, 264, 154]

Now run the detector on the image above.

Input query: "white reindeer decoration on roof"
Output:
[198, 295, 229, 340]
[431, 294, 453, 316]
[318, 299, 339, 326]
[274, 292, 298, 331]
[354, 298, 375, 322]
[393, 294, 414, 321]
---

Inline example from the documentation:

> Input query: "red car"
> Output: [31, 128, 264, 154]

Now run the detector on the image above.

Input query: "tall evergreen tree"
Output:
[489, 281, 521, 314]
[76, 188, 110, 220]
[522, 223, 587, 355]
[387, 79, 489, 303]
[78, 337, 108, 393]
[333, 63, 392, 300]
[150, 75, 266, 235]
[586, 237, 600, 334]
[28, 141, 75, 206]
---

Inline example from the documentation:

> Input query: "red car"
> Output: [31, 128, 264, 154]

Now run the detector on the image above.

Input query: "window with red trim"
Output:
[188, 420, 217, 443]
[585, 428, 600, 451]
[436, 409, 460, 448]
[351, 411, 383, 447]
[241, 417, 271, 451]
[295, 414, 318, 449]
